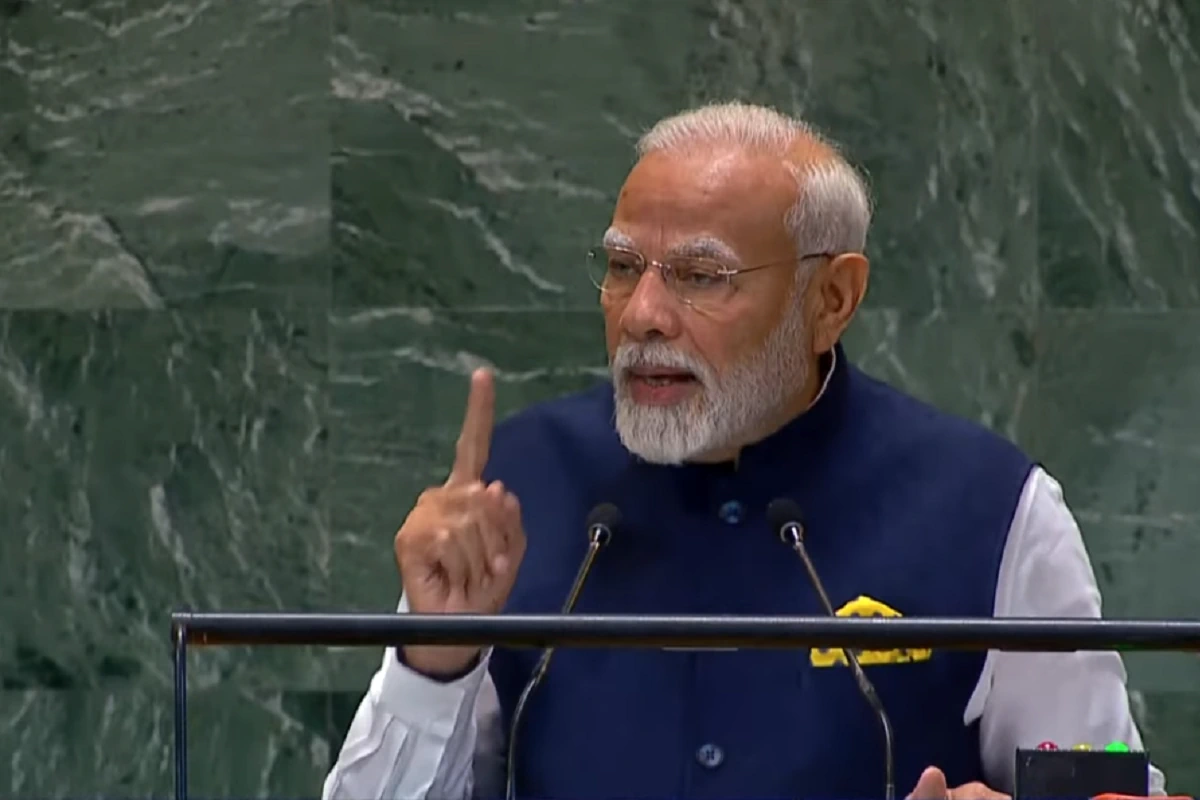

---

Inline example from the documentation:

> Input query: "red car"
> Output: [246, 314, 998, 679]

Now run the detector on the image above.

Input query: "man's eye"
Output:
[677, 269, 721, 287]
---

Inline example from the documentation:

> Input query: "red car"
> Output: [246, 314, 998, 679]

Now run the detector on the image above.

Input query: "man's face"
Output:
[602, 145, 814, 464]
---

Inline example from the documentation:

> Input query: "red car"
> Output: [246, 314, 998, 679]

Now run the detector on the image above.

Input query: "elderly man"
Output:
[323, 102, 1164, 800]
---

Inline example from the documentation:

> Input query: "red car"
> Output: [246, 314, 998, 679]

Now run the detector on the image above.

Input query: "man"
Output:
[323, 102, 1165, 800]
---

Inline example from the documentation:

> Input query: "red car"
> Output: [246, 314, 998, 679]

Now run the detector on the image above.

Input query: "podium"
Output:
[169, 611, 1200, 800]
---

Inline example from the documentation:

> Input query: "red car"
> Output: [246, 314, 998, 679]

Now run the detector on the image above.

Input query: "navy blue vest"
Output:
[481, 346, 1033, 799]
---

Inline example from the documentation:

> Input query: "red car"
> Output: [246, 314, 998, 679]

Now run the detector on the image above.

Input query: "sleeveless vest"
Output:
[481, 345, 1033, 799]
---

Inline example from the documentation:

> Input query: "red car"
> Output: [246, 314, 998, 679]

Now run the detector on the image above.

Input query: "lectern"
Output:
[169, 612, 1200, 800]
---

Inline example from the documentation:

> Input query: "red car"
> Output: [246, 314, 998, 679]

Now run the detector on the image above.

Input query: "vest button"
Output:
[717, 500, 744, 524]
[695, 742, 724, 769]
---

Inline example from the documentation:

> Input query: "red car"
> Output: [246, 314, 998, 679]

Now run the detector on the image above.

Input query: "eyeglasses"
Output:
[585, 245, 836, 311]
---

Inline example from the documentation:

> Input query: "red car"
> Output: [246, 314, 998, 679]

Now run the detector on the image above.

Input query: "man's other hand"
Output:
[907, 766, 1010, 800]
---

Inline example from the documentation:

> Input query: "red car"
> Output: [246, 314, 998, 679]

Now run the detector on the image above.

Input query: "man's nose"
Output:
[619, 267, 683, 342]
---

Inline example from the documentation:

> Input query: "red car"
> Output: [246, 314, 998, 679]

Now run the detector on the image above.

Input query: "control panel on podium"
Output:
[1014, 740, 1189, 800]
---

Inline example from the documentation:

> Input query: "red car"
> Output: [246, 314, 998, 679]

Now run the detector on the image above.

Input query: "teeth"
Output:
[639, 375, 691, 386]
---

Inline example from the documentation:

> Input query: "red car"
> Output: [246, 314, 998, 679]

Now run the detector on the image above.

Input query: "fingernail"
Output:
[492, 555, 509, 574]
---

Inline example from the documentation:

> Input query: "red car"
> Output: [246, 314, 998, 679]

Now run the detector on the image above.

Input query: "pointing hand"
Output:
[394, 368, 527, 677]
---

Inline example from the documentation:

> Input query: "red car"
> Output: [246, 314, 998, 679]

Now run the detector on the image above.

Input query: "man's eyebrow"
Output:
[602, 228, 636, 249]
[665, 236, 741, 264]
[600, 230, 743, 265]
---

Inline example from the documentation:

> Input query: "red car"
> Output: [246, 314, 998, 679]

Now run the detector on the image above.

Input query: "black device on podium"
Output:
[1014, 745, 1149, 799]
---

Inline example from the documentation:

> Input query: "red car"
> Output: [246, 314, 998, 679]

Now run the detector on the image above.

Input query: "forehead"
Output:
[608, 147, 797, 260]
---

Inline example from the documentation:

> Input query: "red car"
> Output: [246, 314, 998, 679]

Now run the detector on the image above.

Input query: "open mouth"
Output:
[627, 367, 698, 386]
[622, 367, 702, 406]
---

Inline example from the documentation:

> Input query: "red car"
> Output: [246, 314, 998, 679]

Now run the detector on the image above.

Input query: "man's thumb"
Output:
[908, 766, 949, 800]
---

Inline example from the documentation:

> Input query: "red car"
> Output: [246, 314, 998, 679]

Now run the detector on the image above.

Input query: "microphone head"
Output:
[766, 498, 805, 544]
[585, 502, 622, 547]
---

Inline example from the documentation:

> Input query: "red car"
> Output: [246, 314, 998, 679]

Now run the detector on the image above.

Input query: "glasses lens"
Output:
[586, 247, 642, 295]
[670, 259, 734, 308]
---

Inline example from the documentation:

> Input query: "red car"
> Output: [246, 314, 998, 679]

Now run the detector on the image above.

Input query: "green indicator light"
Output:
[1105, 741, 1130, 752]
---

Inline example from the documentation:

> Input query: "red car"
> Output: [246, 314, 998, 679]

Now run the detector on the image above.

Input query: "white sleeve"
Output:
[321, 594, 505, 800]
[964, 467, 1166, 794]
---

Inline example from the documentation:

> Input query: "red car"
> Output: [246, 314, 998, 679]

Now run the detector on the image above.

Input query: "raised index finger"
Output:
[447, 367, 495, 486]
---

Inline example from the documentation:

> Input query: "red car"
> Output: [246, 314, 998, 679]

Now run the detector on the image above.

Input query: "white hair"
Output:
[636, 101, 873, 258]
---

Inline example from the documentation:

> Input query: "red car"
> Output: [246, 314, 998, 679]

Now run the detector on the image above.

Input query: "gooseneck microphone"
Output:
[766, 498, 896, 800]
[503, 502, 621, 800]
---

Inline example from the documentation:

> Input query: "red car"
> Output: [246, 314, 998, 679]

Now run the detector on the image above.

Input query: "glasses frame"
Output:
[586, 245, 839, 309]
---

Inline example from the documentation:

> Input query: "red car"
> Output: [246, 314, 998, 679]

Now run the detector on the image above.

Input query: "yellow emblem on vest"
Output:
[810, 595, 933, 667]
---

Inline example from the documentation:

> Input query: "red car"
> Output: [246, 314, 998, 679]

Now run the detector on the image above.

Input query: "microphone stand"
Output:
[504, 520, 613, 800]
[781, 520, 896, 800]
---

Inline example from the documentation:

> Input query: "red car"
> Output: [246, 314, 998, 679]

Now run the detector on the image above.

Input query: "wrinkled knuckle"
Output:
[417, 487, 446, 509]
[394, 517, 418, 543]
[394, 530, 421, 567]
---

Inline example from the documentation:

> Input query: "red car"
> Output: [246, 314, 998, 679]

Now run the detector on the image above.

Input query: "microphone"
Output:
[504, 502, 621, 800]
[767, 498, 896, 800]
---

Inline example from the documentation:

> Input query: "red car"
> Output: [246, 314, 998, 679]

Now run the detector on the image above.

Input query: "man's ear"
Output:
[810, 252, 869, 353]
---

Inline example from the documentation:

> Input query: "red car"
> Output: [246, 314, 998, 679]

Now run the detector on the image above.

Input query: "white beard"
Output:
[610, 299, 811, 465]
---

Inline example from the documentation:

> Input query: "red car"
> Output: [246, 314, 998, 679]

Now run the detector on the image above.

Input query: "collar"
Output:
[729, 342, 848, 470]
[804, 345, 838, 413]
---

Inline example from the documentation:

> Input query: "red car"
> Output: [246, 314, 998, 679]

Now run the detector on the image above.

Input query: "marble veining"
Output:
[1, 0, 1198, 796]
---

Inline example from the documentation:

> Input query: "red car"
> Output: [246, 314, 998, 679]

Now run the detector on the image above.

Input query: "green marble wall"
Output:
[1, 0, 1197, 796]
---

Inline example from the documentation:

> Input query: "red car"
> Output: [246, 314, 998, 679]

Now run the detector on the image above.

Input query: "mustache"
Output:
[611, 342, 713, 385]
